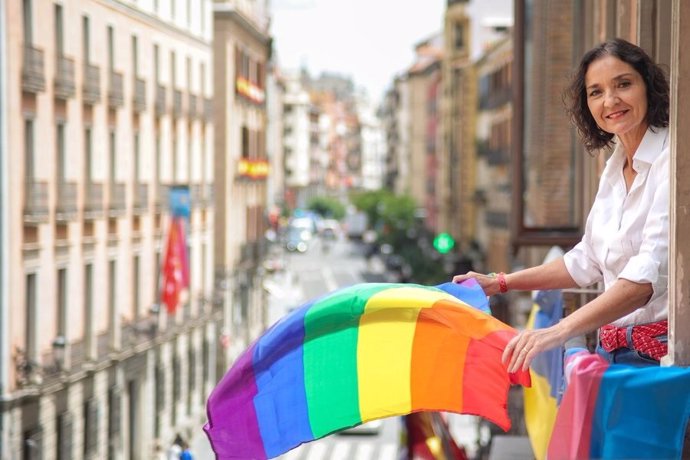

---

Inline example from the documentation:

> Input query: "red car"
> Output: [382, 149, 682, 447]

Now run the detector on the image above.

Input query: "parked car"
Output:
[285, 227, 312, 253]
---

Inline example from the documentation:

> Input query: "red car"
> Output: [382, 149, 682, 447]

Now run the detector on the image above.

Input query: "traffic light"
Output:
[433, 232, 455, 254]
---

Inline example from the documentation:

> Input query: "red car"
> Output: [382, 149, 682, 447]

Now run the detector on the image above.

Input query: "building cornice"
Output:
[214, 6, 271, 47]
[94, 0, 212, 48]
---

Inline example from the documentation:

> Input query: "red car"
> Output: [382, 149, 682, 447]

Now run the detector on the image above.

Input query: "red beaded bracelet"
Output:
[497, 272, 508, 293]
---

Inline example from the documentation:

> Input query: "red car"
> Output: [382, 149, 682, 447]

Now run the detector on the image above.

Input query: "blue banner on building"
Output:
[169, 185, 191, 218]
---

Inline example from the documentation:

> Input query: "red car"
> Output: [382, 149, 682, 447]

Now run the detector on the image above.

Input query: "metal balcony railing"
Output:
[155, 84, 167, 116]
[190, 184, 202, 208]
[203, 97, 213, 122]
[133, 183, 149, 212]
[133, 78, 146, 112]
[54, 55, 76, 99]
[23, 180, 49, 222]
[109, 183, 126, 211]
[55, 181, 78, 219]
[84, 182, 104, 218]
[108, 71, 124, 108]
[188, 94, 198, 119]
[82, 64, 101, 105]
[155, 183, 169, 211]
[22, 45, 46, 93]
[173, 89, 183, 118]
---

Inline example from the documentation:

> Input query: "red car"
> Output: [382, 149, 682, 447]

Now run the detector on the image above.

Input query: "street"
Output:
[194, 235, 402, 459]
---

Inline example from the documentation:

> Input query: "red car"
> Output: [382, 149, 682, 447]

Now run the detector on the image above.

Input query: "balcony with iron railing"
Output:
[133, 183, 149, 213]
[173, 89, 183, 118]
[82, 64, 101, 105]
[188, 94, 198, 119]
[54, 55, 76, 99]
[155, 183, 169, 212]
[84, 182, 104, 219]
[23, 180, 49, 223]
[203, 97, 213, 122]
[108, 182, 126, 213]
[190, 184, 203, 208]
[204, 183, 214, 207]
[108, 71, 124, 108]
[155, 84, 167, 116]
[22, 45, 46, 93]
[133, 78, 146, 113]
[55, 181, 78, 221]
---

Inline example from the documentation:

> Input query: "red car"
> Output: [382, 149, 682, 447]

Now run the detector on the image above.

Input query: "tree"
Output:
[306, 196, 346, 220]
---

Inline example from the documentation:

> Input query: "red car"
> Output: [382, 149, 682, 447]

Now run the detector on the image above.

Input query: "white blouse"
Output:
[563, 127, 669, 327]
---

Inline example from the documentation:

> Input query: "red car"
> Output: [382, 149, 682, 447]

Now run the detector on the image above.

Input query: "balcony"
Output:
[204, 183, 214, 207]
[54, 55, 76, 99]
[22, 45, 46, 93]
[108, 71, 124, 108]
[23, 180, 49, 223]
[108, 183, 126, 213]
[133, 183, 149, 213]
[82, 64, 101, 105]
[203, 97, 213, 122]
[155, 84, 167, 116]
[133, 78, 146, 113]
[155, 183, 169, 212]
[173, 89, 183, 118]
[188, 94, 198, 119]
[190, 184, 203, 208]
[84, 182, 104, 219]
[55, 182, 78, 221]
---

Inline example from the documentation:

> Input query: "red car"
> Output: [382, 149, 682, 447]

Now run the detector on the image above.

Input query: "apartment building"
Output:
[281, 71, 311, 209]
[212, 0, 271, 365]
[474, 35, 512, 274]
[1, 0, 216, 458]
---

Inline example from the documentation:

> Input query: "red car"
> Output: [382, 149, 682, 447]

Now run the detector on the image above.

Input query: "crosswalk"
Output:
[279, 440, 399, 460]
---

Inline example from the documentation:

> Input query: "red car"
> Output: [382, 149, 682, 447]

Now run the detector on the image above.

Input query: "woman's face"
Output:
[585, 55, 648, 138]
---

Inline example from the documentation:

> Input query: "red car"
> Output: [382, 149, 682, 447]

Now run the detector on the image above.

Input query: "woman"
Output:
[453, 38, 670, 372]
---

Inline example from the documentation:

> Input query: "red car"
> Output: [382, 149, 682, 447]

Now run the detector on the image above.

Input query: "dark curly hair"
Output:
[565, 38, 669, 152]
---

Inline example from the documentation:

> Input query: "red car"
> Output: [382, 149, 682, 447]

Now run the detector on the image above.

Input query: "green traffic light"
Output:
[433, 232, 455, 254]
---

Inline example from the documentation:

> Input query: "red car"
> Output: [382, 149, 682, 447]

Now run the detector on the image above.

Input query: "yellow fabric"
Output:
[523, 304, 559, 460]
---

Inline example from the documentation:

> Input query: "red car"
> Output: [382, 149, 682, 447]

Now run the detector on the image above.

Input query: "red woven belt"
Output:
[599, 320, 668, 361]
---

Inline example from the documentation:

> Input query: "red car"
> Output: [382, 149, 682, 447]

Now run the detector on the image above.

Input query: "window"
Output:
[54, 4, 64, 55]
[241, 126, 249, 158]
[57, 268, 67, 338]
[24, 119, 34, 180]
[134, 133, 140, 182]
[132, 36, 139, 77]
[22, 0, 33, 44]
[56, 123, 66, 183]
[154, 45, 160, 83]
[109, 131, 116, 183]
[512, 0, 583, 246]
[454, 22, 464, 50]
[107, 26, 114, 72]
[84, 263, 93, 344]
[133, 256, 140, 318]
[85, 128, 92, 183]
[82, 16, 90, 63]
[25, 273, 37, 360]
[108, 260, 116, 330]
[170, 51, 176, 88]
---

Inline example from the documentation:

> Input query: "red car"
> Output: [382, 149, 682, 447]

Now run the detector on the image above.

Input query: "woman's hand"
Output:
[502, 325, 568, 373]
[452, 271, 501, 296]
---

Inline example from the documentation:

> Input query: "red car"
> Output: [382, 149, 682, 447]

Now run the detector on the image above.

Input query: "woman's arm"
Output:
[452, 257, 579, 296]
[502, 277, 653, 373]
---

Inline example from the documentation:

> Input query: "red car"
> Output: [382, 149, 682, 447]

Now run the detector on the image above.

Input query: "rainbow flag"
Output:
[204, 281, 530, 459]
[548, 350, 690, 459]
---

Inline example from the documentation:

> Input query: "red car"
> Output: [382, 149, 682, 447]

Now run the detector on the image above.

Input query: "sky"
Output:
[269, 0, 447, 105]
